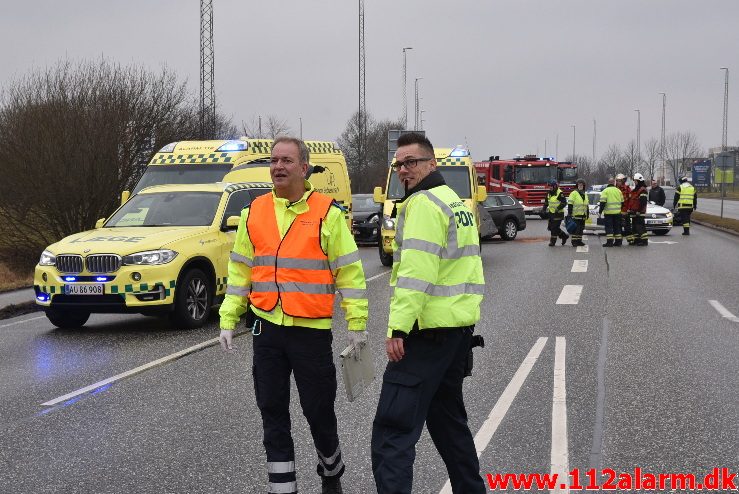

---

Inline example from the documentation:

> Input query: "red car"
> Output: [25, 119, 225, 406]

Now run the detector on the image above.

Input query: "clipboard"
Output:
[339, 342, 375, 402]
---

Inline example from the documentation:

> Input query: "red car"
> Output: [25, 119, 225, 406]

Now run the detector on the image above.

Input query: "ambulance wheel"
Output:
[170, 268, 212, 329]
[379, 242, 393, 267]
[46, 309, 90, 329]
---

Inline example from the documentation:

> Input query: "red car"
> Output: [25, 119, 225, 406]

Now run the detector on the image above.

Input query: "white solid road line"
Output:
[366, 270, 391, 282]
[0, 315, 45, 329]
[439, 337, 549, 494]
[41, 337, 221, 406]
[708, 300, 739, 323]
[571, 260, 588, 273]
[551, 337, 569, 493]
[556, 285, 583, 305]
[576, 245, 589, 253]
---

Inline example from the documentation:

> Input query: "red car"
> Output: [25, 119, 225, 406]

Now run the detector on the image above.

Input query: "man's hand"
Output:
[386, 337, 405, 362]
[219, 329, 237, 352]
[347, 330, 368, 353]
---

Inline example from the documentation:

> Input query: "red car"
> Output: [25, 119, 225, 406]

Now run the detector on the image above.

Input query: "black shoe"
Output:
[602, 241, 614, 247]
[682, 231, 690, 235]
[549, 238, 557, 246]
[322, 477, 344, 494]
[560, 234, 569, 245]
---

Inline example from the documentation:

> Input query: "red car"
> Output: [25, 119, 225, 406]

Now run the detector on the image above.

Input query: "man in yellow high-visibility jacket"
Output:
[371, 132, 486, 494]
[218, 137, 368, 494]
[674, 176, 697, 235]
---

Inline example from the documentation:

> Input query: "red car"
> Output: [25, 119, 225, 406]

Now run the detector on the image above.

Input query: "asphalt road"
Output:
[1, 220, 738, 493]
[695, 197, 739, 220]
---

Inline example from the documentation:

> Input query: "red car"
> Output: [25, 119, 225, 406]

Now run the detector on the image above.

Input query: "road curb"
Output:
[692, 219, 739, 238]
[0, 301, 41, 321]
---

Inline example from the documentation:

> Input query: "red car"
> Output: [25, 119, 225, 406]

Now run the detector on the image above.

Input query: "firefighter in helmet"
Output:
[630, 173, 649, 246]
[615, 173, 632, 246]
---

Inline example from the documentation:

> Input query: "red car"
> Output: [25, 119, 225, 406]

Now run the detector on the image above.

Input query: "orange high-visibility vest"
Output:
[247, 192, 336, 318]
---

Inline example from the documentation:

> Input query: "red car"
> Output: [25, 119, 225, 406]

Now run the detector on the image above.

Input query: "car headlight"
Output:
[665, 211, 673, 218]
[122, 249, 178, 265]
[39, 250, 56, 266]
[382, 217, 396, 230]
[369, 214, 380, 224]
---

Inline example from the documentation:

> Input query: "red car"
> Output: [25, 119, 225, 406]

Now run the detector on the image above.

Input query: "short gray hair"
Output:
[271, 136, 310, 164]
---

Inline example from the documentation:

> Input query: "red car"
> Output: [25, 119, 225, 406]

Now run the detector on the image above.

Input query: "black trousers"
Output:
[622, 213, 634, 243]
[572, 217, 585, 243]
[548, 216, 566, 240]
[603, 214, 621, 241]
[678, 208, 693, 230]
[252, 316, 344, 494]
[632, 214, 648, 242]
[371, 327, 486, 494]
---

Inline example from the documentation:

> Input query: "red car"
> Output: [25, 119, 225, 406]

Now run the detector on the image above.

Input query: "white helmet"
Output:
[633, 173, 644, 181]
[615, 173, 626, 180]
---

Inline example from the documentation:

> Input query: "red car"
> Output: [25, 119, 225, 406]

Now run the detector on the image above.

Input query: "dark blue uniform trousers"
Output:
[252, 316, 344, 494]
[371, 327, 486, 494]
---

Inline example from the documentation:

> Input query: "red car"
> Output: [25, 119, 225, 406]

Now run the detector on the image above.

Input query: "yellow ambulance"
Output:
[128, 139, 353, 227]
[373, 146, 488, 266]
[35, 182, 272, 329]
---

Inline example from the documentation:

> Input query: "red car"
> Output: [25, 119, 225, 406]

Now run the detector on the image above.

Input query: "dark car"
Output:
[482, 192, 527, 240]
[351, 193, 381, 244]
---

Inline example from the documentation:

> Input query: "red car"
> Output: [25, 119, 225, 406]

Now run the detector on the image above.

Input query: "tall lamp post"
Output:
[571, 125, 576, 162]
[414, 77, 423, 130]
[658, 92, 666, 184]
[402, 47, 413, 128]
[720, 67, 729, 214]
[634, 109, 641, 174]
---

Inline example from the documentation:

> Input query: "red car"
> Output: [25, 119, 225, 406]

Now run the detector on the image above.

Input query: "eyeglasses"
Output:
[391, 157, 433, 171]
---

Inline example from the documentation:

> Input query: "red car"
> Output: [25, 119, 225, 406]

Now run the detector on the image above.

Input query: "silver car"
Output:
[585, 191, 673, 235]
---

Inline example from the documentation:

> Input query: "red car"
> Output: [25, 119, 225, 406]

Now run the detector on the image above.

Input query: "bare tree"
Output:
[241, 115, 292, 139]
[597, 144, 623, 182]
[663, 131, 703, 184]
[642, 137, 660, 180]
[621, 140, 640, 179]
[0, 59, 224, 268]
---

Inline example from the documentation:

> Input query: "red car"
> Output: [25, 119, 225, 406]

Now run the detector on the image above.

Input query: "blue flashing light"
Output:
[96, 276, 109, 282]
[449, 146, 470, 157]
[36, 294, 49, 302]
[217, 140, 248, 152]
[64, 276, 76, 282]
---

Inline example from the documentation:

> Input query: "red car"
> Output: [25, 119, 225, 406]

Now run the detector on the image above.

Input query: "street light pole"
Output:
[593, 118, 596, 163]
[720, 67, 729, 215]
[634, 109, 641, 173]
[402, 47, 413, 129]
[571, 125, 576, 162]
[414, 77, 422, 130]
[659, 92, 666, 184]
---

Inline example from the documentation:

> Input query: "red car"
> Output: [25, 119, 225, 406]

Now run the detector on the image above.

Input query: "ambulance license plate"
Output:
[65, 284, 104, 295]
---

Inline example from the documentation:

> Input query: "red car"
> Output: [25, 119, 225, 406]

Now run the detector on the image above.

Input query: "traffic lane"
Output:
[694, 197, 739, 220]
[0, 311, 221, 428]
[594, 225, 739, 475]
[0, 268, 397, 494]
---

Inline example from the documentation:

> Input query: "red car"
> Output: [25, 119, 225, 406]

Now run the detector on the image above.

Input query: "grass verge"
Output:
[0, 262, 33, 293]
[698, 191, 739, 200]
[692, 212, 739, 236]
[0, 302, 40, 320]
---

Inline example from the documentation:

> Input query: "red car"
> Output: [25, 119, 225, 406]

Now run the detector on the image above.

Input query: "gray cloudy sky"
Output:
[2, 0, 738, 160]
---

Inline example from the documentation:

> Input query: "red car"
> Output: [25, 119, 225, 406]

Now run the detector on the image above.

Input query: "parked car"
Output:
[585, 191, 673, 235]
[481, 192, 527, 240]
[351, 193, 381, 244]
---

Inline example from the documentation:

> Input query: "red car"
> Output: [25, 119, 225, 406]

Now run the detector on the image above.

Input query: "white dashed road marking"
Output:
[571, 260, 588, 273]
[439, 337, 549, 493]
[366, 270, 391, 282]
[708, 300, 739, 323]
[576, 245, 589, 253]
[0, 315, 45, 329]
[551, 337, 569, 493]
[556, 285, 583, 305]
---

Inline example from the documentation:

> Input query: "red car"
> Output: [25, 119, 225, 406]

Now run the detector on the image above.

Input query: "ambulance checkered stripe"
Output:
[151, 152, 234, 165]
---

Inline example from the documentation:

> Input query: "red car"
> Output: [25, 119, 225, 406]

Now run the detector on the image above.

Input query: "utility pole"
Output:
[420, 110, 426, 131]
[544, 139, 547, 157]
[299, 117, 303, 139]
[258, 115, 262, 138]
[571, 125, 576, 162]
[634, 109, 641, 172]
[593, 118, 596, 163]
[402, 47, 413, 129]
[358, 0, 367, 175]
[199, 0, 215, 139]
[556, 133, 559, 160]
[721, 67, 729, 212]
[659, 92, 666, 184]
[414, 77, 422, 130]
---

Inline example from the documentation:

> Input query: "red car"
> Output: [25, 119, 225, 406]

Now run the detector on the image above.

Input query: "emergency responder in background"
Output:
[599, 177, 624, 247]
[566, 178, 588, 247]
[546, 179, 569, 246]
[218, 137, 369, 494]
[648, 179, 666, 206]
[631, 173, 649, 246]
[371, 133, 486, 494]
[674, 176, 697, 235]
[615, 173, 632, 245]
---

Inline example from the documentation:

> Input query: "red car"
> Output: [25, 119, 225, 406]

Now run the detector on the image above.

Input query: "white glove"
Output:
[219, 329, 237, 352]
[347, 330, 368, 354]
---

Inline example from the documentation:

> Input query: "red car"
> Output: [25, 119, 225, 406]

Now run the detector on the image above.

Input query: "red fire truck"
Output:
[474, 155, 578, 216]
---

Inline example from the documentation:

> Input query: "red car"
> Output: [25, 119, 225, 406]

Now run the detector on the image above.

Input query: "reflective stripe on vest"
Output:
[677, 184, 695, 208]
[547, 189, 564, 214]
[247, 192, 335, 318]
[567, 190, 588, 218]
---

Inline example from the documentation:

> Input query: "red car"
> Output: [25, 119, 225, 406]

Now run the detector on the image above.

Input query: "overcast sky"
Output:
[2, 0, 738, 160]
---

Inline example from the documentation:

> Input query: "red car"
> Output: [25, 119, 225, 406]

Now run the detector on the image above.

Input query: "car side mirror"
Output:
[477, 185, 487, 202]
[222, 215, 240, 231]
[95, 218, 106, 229]
[373, 186, 386, 204]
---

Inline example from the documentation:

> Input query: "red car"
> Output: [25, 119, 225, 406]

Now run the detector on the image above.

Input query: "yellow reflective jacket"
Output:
[388, 184, 484, 336]
[219, 181, 368, 331]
